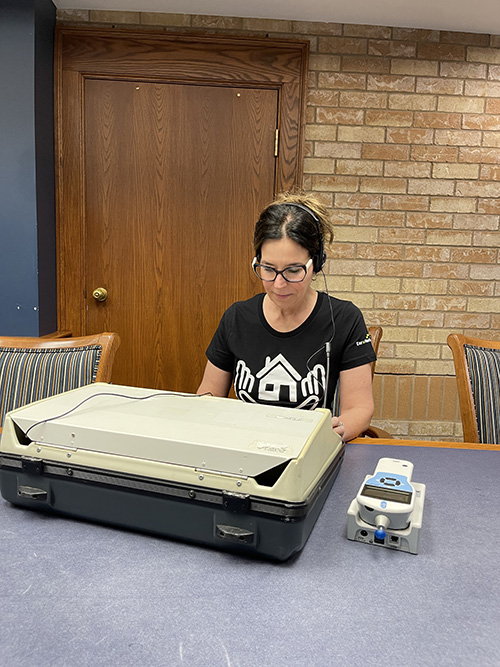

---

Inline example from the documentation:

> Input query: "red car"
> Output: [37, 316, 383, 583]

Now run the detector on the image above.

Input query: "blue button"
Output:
[381, 501, 387, 509]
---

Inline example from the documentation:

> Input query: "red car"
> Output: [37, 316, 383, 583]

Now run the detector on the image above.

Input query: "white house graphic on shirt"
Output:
[256, 354, 302, 402]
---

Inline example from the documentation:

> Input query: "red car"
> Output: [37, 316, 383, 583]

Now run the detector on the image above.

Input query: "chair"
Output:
[0, 332, 120, 430]
[447, 333, 500, 444]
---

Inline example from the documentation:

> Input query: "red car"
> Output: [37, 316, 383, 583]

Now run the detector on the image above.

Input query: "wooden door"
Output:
[84, 79, 277, 391]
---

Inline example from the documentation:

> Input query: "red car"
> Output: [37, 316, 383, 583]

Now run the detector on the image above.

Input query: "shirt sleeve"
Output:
[339, 303, 377, 371]
[205, 306, 236, 373]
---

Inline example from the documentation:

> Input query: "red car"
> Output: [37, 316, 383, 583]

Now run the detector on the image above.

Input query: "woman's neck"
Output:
[262, 289, 318, 332]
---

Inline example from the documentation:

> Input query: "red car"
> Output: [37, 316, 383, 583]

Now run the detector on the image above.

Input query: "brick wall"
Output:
[58, 10, 500, 440]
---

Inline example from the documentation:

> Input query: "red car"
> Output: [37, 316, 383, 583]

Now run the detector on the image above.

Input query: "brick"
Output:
[293, 21, 342, 36]
[462, 115, 500, 131]
[357, 244, 403, 259]
[416, 78, 464, 95]
[422, 264, 469, 279]
[391, 59, 438, 76]
[426, 230, 473, 245]
[409, 416, 457, 432]
[318, 72, 366, 89]
[311, 174, 358, 192]
[413, 112, 461, 128]
[315, 142, 361, 158]
[441, 31, 490, 47]
[418, 43, 466, 61]
[395, 343, 440, 359]
[303, 158, 334, 174]
[365, 110, 413, 126]
[387, 128, 434, 144]
[430, 197, 476, 213]
[337, 126, 385, 142]
[470, 265, 500, 280]
[309, 55, 341, 71]
[468, 297, 500, 313]
[396, 375, 413, 419]
[332, 292, 374, 309]
[467, 47, 500, 64]
[440, 62, 487, 78]
[358, 211, 406, 226]
[449, 281, 494, 296]
[451, 247, 497, 263]
[478, 199, 500, 213]
[376, 261, 422, 277]
[398, 311, 445, 325]
[242, 17, 291, 31]
[354, 277, 401, 293]
[432, 164, 480, 179]
[489, 66, 500, 81]
[317, 108, 364, 125]
[362, 144, 410, 160]
[189, 14, 242, 28]
[401, 278, 447, 294]
[331, 226, 379, 243]
[456, 181, 500, 197]
[367, 75, 415, 92]
[453, 214, 499, 230]
[319, 36, 367, 54]
[411, 146, 458, 162]
[330, 209, 358, 225]
[324, 276, 354, 292]
[339, 91, 387, 108]
[379, 228, 426, 244]
[408, 179, 454, 196]
[393, 28, 439, 42]
[334, 194, 381, 210]
[481, 132, 500, 148]
[89, 10, 138, 23]
[435, 130, 482, 146]
[405, 245, 451, 260]
[305, 125, 338, 141]
[384, 162, 431, 178]
[343, 24, 392, 38]
[328, 243, 356, 258]
[459, 147, 500, 163]
[382, 195, 429, 211]
[330, 259, 376, 276]
[381, 374, 398, 419]
[369, 40, 416, 58]
[379, 326, 418, 342]
[492, 36, 500, 48]
[360, 177, 407, 194]
[342, 56, 390, 73]
[445, 313, 491, 329]
[307, 90, 339, 106]
[465, 80, 500, 96]
[57, 9, 89, 21]
[375, 359, 415, 374]
[473, 231, 500, 246]
[480, 165, 500, 180]
[388, 94, 436, 111]
[336, 159, 383, 176]
[417, 329, 450, 343]
[437, 97, 484, 113]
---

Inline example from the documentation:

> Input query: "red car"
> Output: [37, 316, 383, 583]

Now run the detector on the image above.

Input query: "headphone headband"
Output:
[288, 203, 326, 273]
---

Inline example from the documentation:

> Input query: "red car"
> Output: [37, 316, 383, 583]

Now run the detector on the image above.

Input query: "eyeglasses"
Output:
[252, 257, 313, 283]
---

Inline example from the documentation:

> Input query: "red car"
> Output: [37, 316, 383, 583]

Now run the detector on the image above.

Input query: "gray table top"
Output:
[1, 443, 499, 667]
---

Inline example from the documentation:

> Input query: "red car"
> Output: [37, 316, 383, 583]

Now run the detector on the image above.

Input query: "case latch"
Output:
[222, 491, 250, 513]
[21, 457, 44, 475]
[18, 486, 48, 501]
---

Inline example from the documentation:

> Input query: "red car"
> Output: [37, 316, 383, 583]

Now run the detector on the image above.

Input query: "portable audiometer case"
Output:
[0, 383, 344, 560]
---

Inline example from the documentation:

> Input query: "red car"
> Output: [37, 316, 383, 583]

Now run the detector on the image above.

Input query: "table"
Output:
[1, 441, 499, 666]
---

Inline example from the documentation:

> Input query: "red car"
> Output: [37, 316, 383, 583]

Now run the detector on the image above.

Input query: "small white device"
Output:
[347, 457, 425, 554]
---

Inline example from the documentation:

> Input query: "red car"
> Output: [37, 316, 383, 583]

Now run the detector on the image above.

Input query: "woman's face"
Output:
[258, 236, 315, 310]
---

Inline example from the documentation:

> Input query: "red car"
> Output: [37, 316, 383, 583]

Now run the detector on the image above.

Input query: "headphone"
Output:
[288, 203, 327, 273]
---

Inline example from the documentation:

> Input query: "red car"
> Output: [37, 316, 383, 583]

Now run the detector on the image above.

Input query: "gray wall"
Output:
[0, 0, 56, 336]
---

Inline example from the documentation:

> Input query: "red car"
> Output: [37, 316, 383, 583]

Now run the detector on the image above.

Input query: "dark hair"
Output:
[253, 195, 333, 272]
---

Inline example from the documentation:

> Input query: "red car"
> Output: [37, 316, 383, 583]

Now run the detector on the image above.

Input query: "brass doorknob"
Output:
[92, 287, 108, 302]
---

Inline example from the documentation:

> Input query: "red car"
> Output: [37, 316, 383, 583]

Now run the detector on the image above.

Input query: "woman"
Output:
[197, 193, 375, 441]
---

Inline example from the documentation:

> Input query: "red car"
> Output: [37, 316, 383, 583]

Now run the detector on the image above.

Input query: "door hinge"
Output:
[274, 128, 279, 157]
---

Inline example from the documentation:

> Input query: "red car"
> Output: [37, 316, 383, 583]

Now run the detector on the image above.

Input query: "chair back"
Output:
[447, 333, 500, 444]
[0, 332, 120, 428]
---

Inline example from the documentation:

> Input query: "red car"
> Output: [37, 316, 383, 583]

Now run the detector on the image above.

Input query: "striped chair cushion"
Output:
[464, 344, 500, 445]
[0, 345, 102, 427]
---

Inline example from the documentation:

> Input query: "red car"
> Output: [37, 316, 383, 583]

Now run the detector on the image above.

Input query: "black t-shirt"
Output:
[206, 291, 376, 411]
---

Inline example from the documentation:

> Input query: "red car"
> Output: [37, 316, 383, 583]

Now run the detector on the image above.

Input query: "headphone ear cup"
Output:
[314, 251, 326, 273]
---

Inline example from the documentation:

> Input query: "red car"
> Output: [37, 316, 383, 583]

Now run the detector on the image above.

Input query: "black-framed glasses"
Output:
[252, 257, 313, 283]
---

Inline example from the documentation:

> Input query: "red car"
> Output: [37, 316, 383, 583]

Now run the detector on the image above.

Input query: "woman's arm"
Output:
[333, 363, 374, 442]
[197, 360, 233, 397]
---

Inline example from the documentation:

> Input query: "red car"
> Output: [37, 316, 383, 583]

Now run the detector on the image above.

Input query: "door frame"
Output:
[55, 26, 309, 335]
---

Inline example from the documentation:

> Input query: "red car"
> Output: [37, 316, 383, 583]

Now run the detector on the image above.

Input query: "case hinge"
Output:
[22, 457, 44, 475]
[222, 491, 250, 513]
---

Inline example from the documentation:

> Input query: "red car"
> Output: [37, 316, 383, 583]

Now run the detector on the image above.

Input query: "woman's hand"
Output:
[331, 416, 346, 440]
